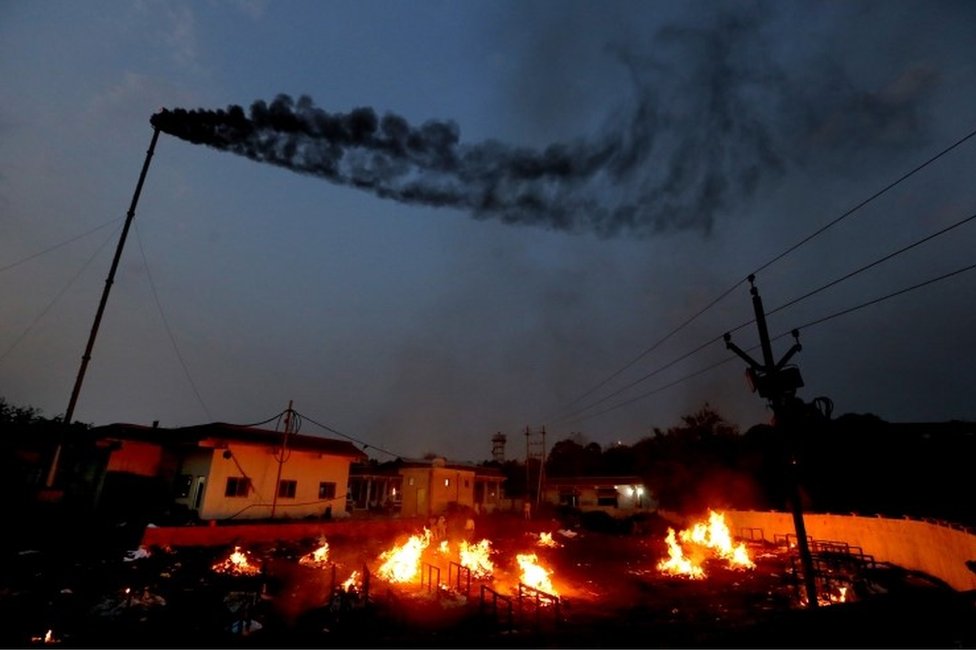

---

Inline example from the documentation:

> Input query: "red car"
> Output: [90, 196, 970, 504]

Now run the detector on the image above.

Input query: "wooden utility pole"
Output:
[270, 400, 294, 519]
[724, 275, 819, 608]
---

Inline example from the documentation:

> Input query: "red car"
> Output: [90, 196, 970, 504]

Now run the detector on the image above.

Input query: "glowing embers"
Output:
[800, 584, 850, 608]
[458, 539, 495, 579]
[30, 630, 59, 645]
[212, 545, 262, 576]
[516, 553, 557, 596]
[827, 584, 849, 604]
[658, 510, 754, 579]
[377, 528, 432, 583]
[537, 532, 561, 548]
[298, 540, 331, 568]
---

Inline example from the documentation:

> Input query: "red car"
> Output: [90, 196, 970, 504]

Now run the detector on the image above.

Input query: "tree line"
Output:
[485, 404, 976, 527]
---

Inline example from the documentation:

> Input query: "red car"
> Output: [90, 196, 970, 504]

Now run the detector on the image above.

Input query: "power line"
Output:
[562, 257, 976, 426]
[226, 407, 401, 459]
[0, 224, 121, 366]
[549, 125, 976, 419]
[134, 224, 213, 421]
[784, 260, 976, 335]
[766, 210, 976, 319]
[234, 409, 290, 428]
[547, 279, 746, 419]
[0, 217, 123, 274]
[551, 207, 976, 425]
[752, 128, 976, 278]
[295, 409, 403, 459]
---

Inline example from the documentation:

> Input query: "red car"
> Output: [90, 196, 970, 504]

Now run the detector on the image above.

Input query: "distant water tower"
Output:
[491, 432, 507, 462]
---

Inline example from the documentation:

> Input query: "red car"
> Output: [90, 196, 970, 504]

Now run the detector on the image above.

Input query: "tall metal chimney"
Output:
[45, 125, 161, 488]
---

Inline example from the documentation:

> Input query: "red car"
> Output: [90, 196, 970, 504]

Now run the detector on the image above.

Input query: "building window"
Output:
[596, 487, 618, 507]
[318, 481, 336, 500]
[278, 480, 297, 499]
[559, 491, 579, 507]
[225, 476, 250, 497]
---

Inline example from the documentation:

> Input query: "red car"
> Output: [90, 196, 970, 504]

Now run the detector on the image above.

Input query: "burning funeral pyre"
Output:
[298, 539, 330, 568]
[211, 546, 262, 576]
[658, 510, 755, 579]
[457, 539, 495, 579]
[376, 528, 433, 583]
[516, 552, 558, 596]
[7, 509, 968, 649]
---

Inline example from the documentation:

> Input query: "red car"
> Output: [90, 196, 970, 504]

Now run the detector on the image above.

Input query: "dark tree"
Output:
[633, 404, 761, 514]
[545, 435, 603, 477]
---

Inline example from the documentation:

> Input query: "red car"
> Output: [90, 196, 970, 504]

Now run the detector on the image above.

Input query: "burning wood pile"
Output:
[7, 509, 967, 648]
[297, 539, 330, 568]
[211, 546, 261, 576]
[658, 510, 755, 579]
[371, 526, 562, 600]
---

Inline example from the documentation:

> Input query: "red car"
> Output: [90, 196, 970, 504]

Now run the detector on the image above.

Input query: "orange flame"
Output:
[516, 552, 557, 595]
[377, 528, 432, 583]
[438, 540, 450, 555]
[31, 630, 58, 645]
[658, 528, 706, 579]
[809, 584, 848, 607]
[298, 541, 330, 568]
[832, 585, 848, 603]
[341, 570, 361, 592]
[657, 510, 754, 578]
[212, 546, 261, 576]
[458, 539, 495, 579]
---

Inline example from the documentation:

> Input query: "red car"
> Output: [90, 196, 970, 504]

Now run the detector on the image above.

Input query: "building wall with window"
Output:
[354, 458, 505, 518]
[541, 476, 655, 518]
[172, 448, 213, 514]
[92, 422, 365, 523]
[197, 442, 354, 521]
[398, 464, 475, 518]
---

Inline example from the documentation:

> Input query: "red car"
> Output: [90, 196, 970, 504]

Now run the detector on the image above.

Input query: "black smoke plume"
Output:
[150, 9, 936, 238]
[151, 89, 779, 238]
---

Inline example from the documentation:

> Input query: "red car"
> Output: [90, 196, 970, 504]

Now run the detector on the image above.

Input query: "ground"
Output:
[0, 510, 973, 648]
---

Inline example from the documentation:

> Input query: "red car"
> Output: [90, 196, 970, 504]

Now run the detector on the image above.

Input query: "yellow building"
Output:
[94, 422, 366, 521]
[349, 457, 505, 517]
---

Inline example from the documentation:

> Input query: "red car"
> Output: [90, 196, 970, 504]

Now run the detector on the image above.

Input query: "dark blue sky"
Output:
[2, 0, 975, 461]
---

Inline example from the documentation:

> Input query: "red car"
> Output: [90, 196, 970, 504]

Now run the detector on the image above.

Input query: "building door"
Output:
[416, 487, 427, 517]
[193, 476, 206, 511]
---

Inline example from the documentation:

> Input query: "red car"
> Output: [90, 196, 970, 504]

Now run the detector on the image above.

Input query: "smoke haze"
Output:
[150, 5, 936, 241]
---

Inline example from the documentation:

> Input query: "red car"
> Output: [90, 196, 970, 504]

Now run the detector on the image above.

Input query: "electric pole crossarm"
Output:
[723, 333, 763, 370]
[775, 341, 803, 371]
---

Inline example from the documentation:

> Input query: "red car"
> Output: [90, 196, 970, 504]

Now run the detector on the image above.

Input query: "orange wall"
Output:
[106, 440, 165, 477]
[725, 509, 976, 592]
[141, 516, 426, 548]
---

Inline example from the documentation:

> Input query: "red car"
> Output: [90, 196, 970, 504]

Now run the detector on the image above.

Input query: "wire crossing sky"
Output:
[2, 1, 975, 461]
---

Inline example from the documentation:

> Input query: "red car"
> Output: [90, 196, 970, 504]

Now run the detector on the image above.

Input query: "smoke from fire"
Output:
[150, 92, 711, 238]
[149, 7, 935, 239]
